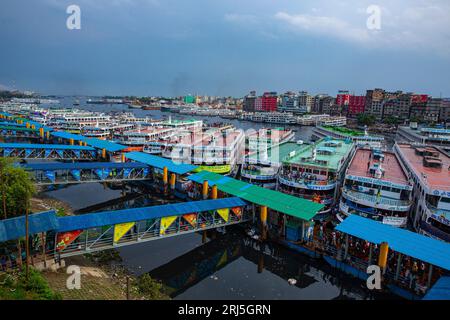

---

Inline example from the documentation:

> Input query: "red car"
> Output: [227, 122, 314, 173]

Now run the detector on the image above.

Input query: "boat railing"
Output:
[342, 188, 411, 209]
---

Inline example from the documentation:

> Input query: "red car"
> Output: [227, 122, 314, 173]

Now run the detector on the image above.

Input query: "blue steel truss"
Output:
[0, 143, 97, 160]
[24, 162, 152, 185]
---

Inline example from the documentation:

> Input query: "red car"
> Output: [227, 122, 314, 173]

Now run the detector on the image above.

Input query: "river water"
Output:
[36, 97, 398, 299]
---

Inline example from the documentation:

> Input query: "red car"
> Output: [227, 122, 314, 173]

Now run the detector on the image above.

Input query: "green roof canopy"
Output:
[188, 171, 324, 221]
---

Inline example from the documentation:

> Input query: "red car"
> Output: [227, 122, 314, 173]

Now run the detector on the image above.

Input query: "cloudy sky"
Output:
[0, 0, 449, 97]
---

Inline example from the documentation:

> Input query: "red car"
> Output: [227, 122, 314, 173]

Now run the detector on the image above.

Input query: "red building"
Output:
[348, 95, 366, 117]
[336, 93, 350, 106]
[255, 92, 277, 112]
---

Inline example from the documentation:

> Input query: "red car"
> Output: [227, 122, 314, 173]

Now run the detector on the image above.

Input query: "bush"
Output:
[136, 274, 167, 300]
[0, 268, 61, 300]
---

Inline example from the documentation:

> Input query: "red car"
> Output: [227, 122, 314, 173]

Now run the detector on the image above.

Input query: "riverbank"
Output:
[31, 192, 74, 216]
[42, 250, 170, 300]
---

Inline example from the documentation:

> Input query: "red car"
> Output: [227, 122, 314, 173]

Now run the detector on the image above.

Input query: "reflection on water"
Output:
[42, 183, 397, 300]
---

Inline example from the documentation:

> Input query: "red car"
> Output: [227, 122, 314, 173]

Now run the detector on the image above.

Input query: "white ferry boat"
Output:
[338, 148, 413, 227]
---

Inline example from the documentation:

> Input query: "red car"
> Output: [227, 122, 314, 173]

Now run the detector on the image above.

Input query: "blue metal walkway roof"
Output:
[125, 151, 197, 175]
[0, 211, 59, 242]
[422, 276, 450, 300]
[22, 161, 148, 171]
[57, 197, 246, 232]
[51, 131, 127, 152]
[0, 143, 95, 151]
[336, 215, 450, 271]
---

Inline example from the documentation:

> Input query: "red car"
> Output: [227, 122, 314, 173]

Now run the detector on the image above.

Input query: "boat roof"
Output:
[51, 131, 127, 152]
[283, 138, 354, 171]
[347, 148, 410, 187]
[423, 276, 450, 300]
[396, 143, 450, 193]
[125, 151, 197, 175]
[336, 215, 450, 271]
[248, 141, 304, 164]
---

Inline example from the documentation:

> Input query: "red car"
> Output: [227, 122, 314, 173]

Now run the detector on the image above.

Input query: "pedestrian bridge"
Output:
[0, 143, 97, 160]
[0, 197, 250, 259]
[22, 162, 152, 185]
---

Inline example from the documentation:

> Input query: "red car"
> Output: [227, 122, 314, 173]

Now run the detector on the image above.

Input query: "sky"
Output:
[0, 0, 449, 97]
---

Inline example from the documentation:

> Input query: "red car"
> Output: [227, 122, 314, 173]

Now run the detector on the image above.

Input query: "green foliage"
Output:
[356, 113, 376, 126]
[383, 116, 399, 125]
[0, 157, 35, 219]
[0, 268, 62, 300]
[136, 273, 167, 300]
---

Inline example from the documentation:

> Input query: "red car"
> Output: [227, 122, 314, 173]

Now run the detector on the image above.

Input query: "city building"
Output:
[347, 95, 366, 118]
[243, 91, 257, 112]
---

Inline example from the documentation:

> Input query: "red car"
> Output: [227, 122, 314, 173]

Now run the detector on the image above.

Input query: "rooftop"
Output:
[336, 214, 450, 271]
[396, 143, 450, 192]
[283, 138, 354, 171]
[248, 141, 304, 164]
[321, 126, 364, 137]
[188, 171, 324, 220]
[347, 149, 409, 186]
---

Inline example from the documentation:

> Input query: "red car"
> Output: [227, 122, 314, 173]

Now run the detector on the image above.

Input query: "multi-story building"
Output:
[336, 90, 350, 107]
[243, 91, 257, 112]
[382, 93, 412, 121]
[347, 95, 366, 118]
[254, 92, 277, 112]
[298, 91, 313, 113]
[395, 143, 450, 242]
[409, 94, 429, 121]
[440, 99, 450, 123]
[279, 91, 300, 113]
[365, 88, 386, 119]
[338, 148, 412, 227]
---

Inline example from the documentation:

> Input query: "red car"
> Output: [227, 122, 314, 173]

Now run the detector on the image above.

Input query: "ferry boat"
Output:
[155, 126, 245, 174]
[241, 112, 297, 124]
[312, 125, 385, 149]
[395, 143, 450, 242]
[278, 138, 355, 218]
[338, 148, 413, 227]
[240, 128, 296, 188]
[397, 125, 450, 150]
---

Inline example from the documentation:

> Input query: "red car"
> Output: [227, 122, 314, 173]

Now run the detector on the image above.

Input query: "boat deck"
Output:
[347, 149, 409, 185]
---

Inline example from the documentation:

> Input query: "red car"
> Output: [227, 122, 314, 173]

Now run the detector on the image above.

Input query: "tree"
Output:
[357, 113, 376, 126]
[0, 158, 35, 220]
[383, 116, 399, 126]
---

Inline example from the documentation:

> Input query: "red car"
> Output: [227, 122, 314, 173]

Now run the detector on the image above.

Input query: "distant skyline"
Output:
[1, 0, 450, 97]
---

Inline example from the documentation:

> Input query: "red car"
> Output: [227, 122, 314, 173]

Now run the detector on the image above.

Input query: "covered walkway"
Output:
[188, 170, 324, 221]
[0, 197, 250, 259]
[0, 143, 97, 160]
[22, 161, 152, 185]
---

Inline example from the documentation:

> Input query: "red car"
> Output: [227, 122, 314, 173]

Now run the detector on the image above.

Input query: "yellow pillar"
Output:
[121, 153, 126, 163]
[39, 128, 44, 138]
[102, 148, 107, 159]
[260, 206, 268, 240]
[26, 122, 30, 129]
[211, 185, 218, 199]
[170, 173, 176, 191]
[202, 180, 209, 200]
[31, 124, 35, 130]
[378, 242, 389, 270]
[69, 138, 74, 145]
[163, 166, 168, 194]
[46, 131, 50, 140]
[79, 140, 83, 146]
